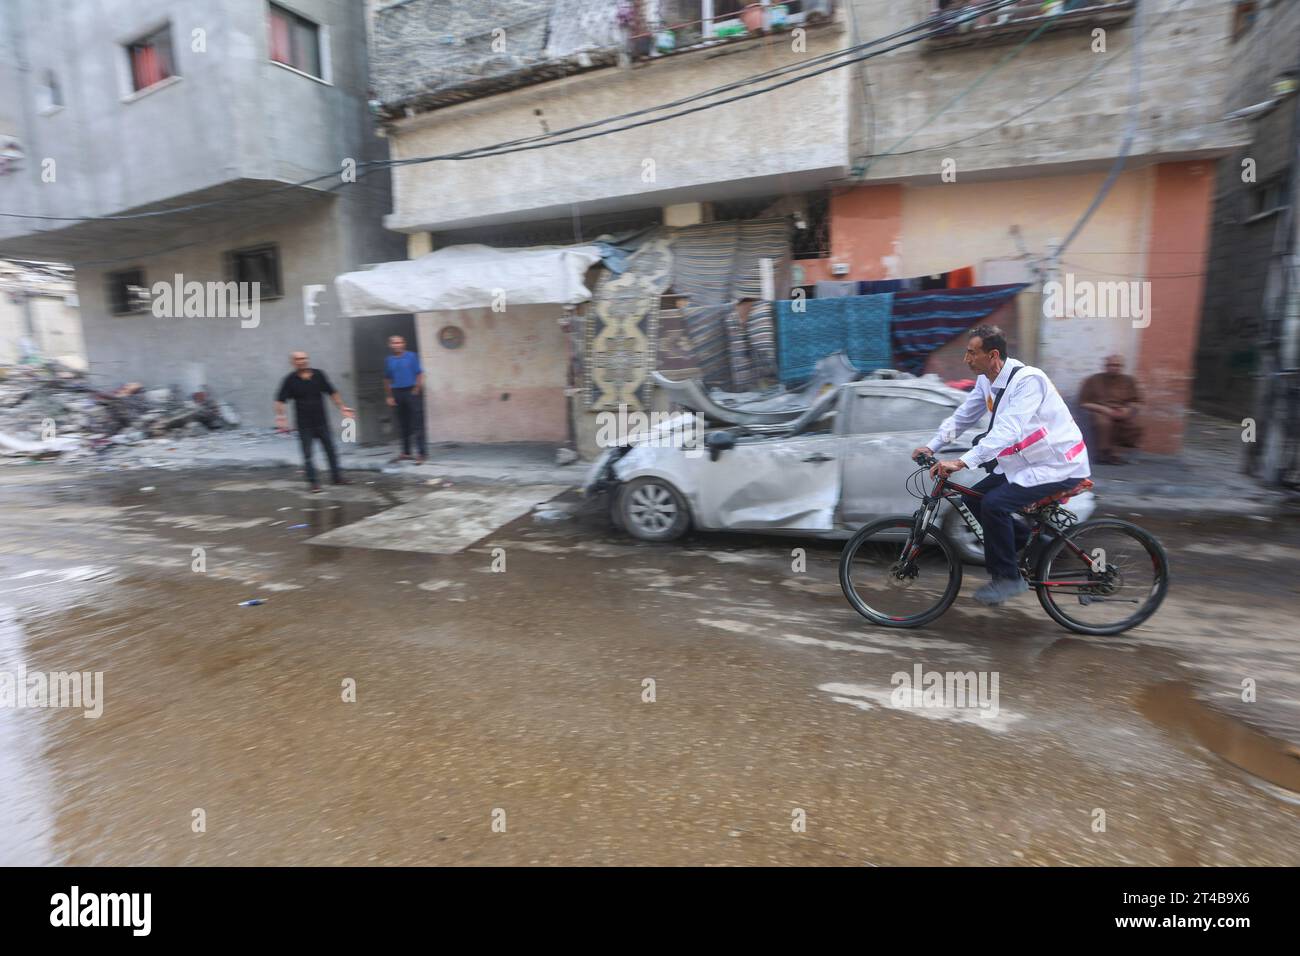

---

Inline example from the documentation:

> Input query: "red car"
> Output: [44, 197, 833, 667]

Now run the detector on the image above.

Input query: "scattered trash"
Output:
[238, 599, 266, 607]
[556, 447, 579, 466]
[288, 523, 309, 529]
[139, 486, 156, 492]
[533, 509, 571, 523]
[277, 507, 292, 512]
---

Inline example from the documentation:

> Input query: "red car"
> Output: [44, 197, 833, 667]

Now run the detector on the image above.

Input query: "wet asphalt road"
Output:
[1, 464, 1298, 865]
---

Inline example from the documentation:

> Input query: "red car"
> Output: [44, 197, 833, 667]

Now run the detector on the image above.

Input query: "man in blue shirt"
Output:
[384, 335, 426, 462]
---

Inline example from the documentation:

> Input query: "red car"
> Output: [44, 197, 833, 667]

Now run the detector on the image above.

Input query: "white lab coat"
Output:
[927, 358, 1091, 487]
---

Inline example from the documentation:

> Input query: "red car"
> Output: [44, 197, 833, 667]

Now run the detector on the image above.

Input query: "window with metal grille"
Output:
[226, 244, 283, 300]
[107, 269, 149, 315]
[791, 193, 830, 260]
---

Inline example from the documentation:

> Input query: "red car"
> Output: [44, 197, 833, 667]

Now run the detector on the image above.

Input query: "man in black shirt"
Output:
[274, 351, 354, 492]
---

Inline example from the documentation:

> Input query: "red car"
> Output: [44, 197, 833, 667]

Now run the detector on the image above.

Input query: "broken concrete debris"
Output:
[0, 361, 241, 461]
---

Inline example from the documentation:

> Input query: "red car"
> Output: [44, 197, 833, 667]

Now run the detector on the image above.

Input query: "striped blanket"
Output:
[672, 218, 790, 388]
[890, 284, 1027, 374]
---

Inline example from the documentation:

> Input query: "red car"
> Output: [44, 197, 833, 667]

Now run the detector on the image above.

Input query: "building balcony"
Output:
[371, 0, 838, 120]
[380, 3, 850, 234]
[926, 0, 1134, 49]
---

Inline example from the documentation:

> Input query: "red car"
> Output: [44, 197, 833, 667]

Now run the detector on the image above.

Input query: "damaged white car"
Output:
[583, 375, 1095, 563]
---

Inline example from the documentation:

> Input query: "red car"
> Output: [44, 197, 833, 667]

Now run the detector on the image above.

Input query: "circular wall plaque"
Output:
[437, 325, 465, 349]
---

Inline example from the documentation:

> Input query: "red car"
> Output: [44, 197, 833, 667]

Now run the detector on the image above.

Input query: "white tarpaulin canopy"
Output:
[335, 243, 604, 316]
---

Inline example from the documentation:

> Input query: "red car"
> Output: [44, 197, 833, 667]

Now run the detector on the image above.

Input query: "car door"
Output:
[837, 386, 978, 526]
[695, 427, 842, 530]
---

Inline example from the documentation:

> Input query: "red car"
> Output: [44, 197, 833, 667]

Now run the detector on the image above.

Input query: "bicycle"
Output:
[839, 453, 1169, 635]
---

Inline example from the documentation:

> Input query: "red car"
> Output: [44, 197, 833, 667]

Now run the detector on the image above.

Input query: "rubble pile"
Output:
[0, 361, 242, 460]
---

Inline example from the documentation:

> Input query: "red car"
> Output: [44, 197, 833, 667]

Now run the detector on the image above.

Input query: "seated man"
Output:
[1078, 355, 1143, 465]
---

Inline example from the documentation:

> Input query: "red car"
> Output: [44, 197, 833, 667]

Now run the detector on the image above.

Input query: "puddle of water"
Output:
[1137, 681, 1300, 803]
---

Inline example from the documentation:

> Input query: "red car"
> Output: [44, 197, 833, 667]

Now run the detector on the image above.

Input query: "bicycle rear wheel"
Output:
[1035, 518, 1169, 635]
[839, 516, 963, 628]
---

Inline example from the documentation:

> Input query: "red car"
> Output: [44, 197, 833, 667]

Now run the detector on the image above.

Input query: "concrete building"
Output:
[1192, 0, 1299, 488]
[367, 0, 1245, 454]
[0, 260, 84, 367]
[0, 0, 407, 435]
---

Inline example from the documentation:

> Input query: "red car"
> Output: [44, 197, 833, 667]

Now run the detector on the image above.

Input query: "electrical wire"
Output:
[1053, 0, 1147, 260]
[862, 16, 1057, 176]
[0, 0, 1022, 224]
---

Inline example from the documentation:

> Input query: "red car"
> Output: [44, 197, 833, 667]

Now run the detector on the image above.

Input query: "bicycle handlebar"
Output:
[913, 452, 938, 468]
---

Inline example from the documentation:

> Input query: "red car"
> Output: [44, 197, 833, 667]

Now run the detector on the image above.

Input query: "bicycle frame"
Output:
[906, 466, 1101, 591]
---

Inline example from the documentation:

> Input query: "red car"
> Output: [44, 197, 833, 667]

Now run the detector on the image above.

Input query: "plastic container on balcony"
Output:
[769, 5, 790, 30]
[655, 30, 676, 53]
[741, 3, 766, 33]
[714, 21, 748, 39]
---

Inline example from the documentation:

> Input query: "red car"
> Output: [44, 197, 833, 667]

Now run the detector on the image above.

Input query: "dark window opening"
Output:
[1249, 178, 1289, 219]
[107, 269, 149, 314]
[226, 243, 283, 300]
[269, 3, 323, 78]
[40, 70, 63, 111]
[1232, 1, 1258, 41]
[791, 193, 831, 260]
[126, 26, 175, 93]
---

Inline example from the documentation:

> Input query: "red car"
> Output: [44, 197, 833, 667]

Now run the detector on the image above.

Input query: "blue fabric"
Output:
[844, 293, 893, 372]
[857, 279, 904, 295]
[774, 294, 894, 386]
[384, 351, 422, 388]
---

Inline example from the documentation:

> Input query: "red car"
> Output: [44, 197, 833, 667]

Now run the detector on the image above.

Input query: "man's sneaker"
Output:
[310, 484, 324, 494]
[974, 577, 1028, 606]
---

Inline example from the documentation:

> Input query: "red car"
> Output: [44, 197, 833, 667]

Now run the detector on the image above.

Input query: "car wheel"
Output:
[618, 477, 690, 542]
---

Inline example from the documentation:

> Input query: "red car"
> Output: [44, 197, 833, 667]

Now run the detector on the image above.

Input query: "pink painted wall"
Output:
[416, 305, 569, 444]
[1136, 161, 1216, 454]
[796, 184, 904, 286]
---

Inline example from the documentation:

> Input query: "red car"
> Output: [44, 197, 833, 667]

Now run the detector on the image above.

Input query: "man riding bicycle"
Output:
[913, 325, 1090, 606]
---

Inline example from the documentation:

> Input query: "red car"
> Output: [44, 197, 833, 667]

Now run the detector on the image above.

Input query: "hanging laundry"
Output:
[814, 280, 856, 298]
[745, 301, 779, 381]
[890, 284, 1028, 375]
[857, 279, 905, 295]
[946, 266, 976, 288]
[774, 294, 893, 386]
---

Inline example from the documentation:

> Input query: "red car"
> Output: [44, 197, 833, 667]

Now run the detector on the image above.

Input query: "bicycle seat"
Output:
[1025, 478, 1094, 511]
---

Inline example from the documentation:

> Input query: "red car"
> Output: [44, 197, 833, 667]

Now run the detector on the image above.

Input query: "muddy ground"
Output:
[1, 463, 1297, 865]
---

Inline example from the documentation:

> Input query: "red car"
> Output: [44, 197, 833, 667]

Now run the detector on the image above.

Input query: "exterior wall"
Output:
[1136, 159, 1216, 453]
[818, 161, 1214, 453]
[849, 0, 1241, 183]
[28, 295, 85, 365]
[893, 167, 1152, 397]
[384, 26, 853, 233]
[1194, 0, 1300, 418]
[0, 0, 385, 246]
[0, 293, 84, 366]
[415, 305, 569, 444]
[791, 185, 905, 286]
[73, 200, 358, 429]
[0, 0, 406, 434]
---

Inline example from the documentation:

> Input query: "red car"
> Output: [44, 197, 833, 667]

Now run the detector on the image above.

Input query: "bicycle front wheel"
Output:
[1036, 518, 1169, 635]
[839, 516, 963, 628]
